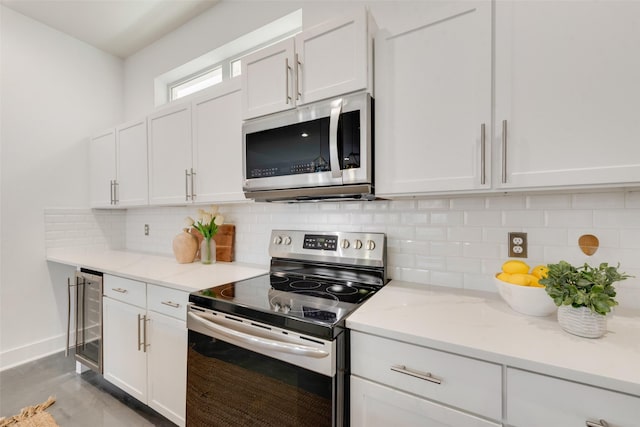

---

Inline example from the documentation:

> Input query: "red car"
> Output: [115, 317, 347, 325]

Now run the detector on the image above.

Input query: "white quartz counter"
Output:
[46, 247, 268, 292]
[346, 280, 640, 397]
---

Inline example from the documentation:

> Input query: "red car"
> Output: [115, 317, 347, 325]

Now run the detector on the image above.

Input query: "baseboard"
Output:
[0, 332, 72, 372]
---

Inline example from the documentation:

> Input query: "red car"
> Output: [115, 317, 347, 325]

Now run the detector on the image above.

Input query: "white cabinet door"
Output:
[89, 129, 116, 208]
[241, 38, 295, 120]
[507, 368, 640, 427]
[102, 296, 147, 403]
[374, 2, 492, 196]
[147, 311, 186, 427]
[148, 103, 193, 205]
[351, 377, 500, 427]
[192, 80, 246, 203]
[295, 10, 370, 105]
[116, 119, 148, 207]
[494, 0, 640, 189]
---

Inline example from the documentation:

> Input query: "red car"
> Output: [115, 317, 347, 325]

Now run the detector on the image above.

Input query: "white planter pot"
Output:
[557, 305, 607, 338]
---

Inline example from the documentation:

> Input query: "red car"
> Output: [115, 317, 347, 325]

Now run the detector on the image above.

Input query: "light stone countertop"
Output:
[46, 247, 268, 292]
[346, 280, 640, 397]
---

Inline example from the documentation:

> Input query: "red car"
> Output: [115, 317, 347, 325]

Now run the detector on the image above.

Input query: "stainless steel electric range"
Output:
[186, 229, 387, 427]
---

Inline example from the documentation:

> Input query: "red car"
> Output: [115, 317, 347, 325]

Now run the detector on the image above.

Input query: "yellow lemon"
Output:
[502, 260, 530, 275]
[505, 273, 531, 286]
[526, 274, 542, 287]
[531, 265, 549, 279]
[496, 272, 511, 282]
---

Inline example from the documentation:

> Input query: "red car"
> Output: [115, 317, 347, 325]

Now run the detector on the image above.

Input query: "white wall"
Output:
[0, 6, 123, 369]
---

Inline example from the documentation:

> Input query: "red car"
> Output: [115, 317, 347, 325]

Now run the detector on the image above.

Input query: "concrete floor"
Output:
[0, 351, 176, 426]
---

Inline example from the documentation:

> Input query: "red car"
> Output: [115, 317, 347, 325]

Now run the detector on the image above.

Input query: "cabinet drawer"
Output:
[351, 332, 502, 421]
[104, 274, 146, 307]
[351, 376, 501, 427]
[507, 368, 640, 427]
[147, 284, 188, 321]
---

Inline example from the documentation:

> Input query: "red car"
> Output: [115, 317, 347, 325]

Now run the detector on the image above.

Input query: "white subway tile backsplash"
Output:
[594, 210, 640, 228]
[572, 192, 625, 209]
[526, 194, 572, 209]
[545, 210, 593, 227]
[43, 191, 640, 310]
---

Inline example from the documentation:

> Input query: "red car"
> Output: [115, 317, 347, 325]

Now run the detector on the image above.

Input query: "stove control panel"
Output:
[303, 234, 338, 251]
[269, 230, 387, 268]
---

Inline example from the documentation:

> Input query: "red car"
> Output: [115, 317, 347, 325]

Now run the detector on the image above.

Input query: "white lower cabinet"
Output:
[102, 275, 187, 427]
[351, 376, 500, 427]
[350, 332, 502, 425]
[506, 368, 640, 427]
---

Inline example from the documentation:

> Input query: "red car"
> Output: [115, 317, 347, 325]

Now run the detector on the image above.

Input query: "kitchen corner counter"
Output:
[46, 247, 268, 292]
[346, 280, 640, 397]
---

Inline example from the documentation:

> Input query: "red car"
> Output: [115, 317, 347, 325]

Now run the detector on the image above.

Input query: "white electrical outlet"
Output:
[508, 232, 528, 258]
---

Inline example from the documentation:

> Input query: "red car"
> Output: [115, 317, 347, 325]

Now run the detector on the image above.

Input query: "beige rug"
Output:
[0, 397, 58, 427]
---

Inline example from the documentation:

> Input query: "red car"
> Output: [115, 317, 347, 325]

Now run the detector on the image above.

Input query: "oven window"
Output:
[187, 330, 333, 427]
[245, 110, 361, 179]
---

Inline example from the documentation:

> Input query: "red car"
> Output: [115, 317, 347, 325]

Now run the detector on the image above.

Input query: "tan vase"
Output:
[172, 229, 198, 264]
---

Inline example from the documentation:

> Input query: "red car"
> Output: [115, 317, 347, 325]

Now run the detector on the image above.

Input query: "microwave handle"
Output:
[329, 99, 343, 179]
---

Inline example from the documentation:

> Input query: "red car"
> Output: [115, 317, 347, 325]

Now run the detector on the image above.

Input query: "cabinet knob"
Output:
[586, 420, 610, 427]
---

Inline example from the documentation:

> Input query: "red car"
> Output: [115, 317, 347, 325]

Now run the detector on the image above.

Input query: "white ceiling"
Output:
[1, 0, 220, 58]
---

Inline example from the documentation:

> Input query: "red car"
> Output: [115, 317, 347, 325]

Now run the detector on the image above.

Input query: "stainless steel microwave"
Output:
[242, 91, 373, 202]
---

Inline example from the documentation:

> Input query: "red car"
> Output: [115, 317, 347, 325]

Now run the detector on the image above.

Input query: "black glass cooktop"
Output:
[189, 273, 381, 340]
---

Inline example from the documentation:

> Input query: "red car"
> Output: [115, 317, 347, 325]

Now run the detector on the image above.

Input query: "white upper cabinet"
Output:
[148, 103, 193, 205]
[148, 80, 247, 206]
[374, 1, 492, 196]
[241, 10, 373, 120]
[295, 10, 371, 105]
[116, 119, 148, 207]
[241, 38, 295, 120]
[89, 129, 117, 208]
[89, 120, 148, 208]
[192, 79, 246, 203]
[494, 0, 640, 189]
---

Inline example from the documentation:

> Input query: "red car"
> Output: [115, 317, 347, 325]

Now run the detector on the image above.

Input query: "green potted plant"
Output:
[540, 261, 632, 338]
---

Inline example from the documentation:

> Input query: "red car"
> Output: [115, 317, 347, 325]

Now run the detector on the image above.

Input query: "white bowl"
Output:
[494, 275, 557, 317]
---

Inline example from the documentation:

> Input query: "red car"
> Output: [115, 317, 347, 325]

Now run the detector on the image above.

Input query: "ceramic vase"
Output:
[172, 230, 198, 263]
[557, 305, 607, 338]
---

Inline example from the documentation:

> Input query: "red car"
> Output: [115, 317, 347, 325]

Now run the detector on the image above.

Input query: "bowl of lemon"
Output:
[494, 260, 557, 316]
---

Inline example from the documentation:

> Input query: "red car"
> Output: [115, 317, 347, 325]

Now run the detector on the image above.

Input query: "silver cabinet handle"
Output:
[143, 315, 149, 353]
[480, 123, 486, 185]
[113, 180, 119, 204]
[161, 301, 180, 308]
[111, 288, 127, 293]
[295, 53, 302, 101]
[586, 420, 610, 427]
[391, 365, 442, 385]
[329, 99, 343, 179]
[501, 119, 508, 183]
[185, 169, 190, 201]
[285, 57, 292, 104]
[66, 277, 79, 357]
[137, 313, 143, 351]
[190, 167, 196, 200]
[109, 180, 114, 205]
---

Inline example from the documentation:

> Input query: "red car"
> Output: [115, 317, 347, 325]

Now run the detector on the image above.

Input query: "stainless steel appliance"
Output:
[187, 230, 387, 427]
[242, 91, 374, 202]
[66, 269, 103, 373]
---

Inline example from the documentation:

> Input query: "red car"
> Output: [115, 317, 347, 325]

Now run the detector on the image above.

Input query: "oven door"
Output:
[242, 91, 372, 195]
[186, 306, 344, 427]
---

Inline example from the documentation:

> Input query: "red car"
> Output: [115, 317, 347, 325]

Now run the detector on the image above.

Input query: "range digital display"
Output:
[303, 234, 338, 251]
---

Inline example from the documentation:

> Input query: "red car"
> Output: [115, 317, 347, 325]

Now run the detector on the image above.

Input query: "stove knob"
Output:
[273, 235, 283, 245]
[341, 239, 350, 249]
[283, 236, 292, 245]
[274, 302, 282, 312]
[282, 304, 291, 314]
[366, 240, 376, 251]
[354, 239, 363, 250]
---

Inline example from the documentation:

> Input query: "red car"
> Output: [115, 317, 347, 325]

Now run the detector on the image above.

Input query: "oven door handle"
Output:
[329, 98, 343, 179]
[188, 312, 330, 359]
